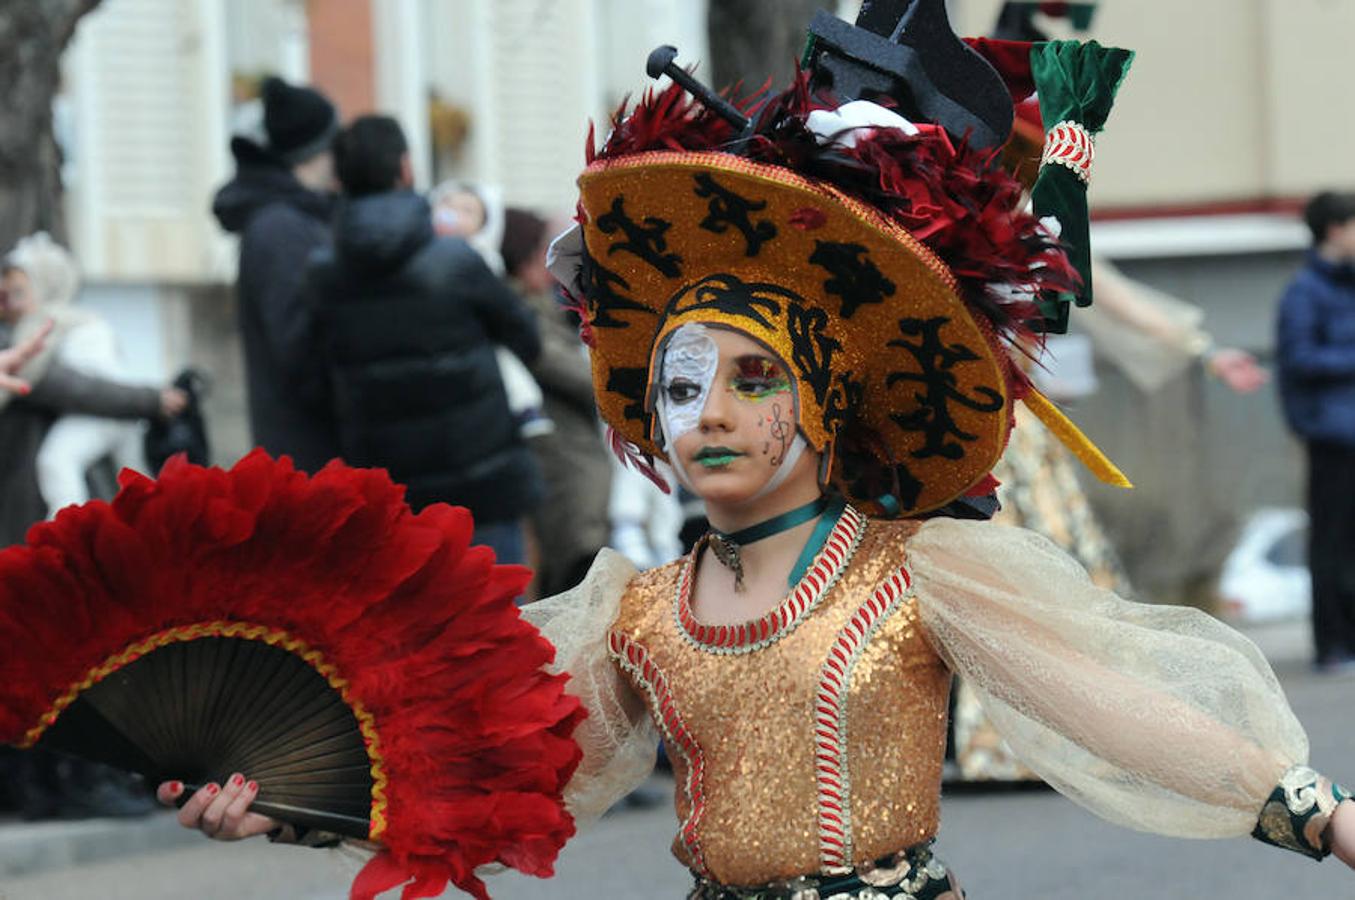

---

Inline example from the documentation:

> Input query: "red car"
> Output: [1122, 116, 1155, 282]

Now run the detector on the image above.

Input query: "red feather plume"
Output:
[606, 426, 671, 493]
[591, 71, 1078, 348]
[0, 451, 585, 900]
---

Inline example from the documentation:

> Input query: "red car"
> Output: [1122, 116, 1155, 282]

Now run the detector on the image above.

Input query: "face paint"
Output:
[750, 433, 807, 500]
[730, 356, 793, 403]
[655, 323, 720, 448]
[762, 399, 795, 466]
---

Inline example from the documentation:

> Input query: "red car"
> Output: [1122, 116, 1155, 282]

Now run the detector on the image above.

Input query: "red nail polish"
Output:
[247, 781, 257, 792]
[231, 774, 244, 787]
[205, 783, 219, 796]
[169, 780, 182, 794]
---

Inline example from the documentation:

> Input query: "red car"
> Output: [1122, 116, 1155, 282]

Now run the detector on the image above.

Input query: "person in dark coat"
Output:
[306, 115, 543, 564]
[1276, 190, 1355, 672]
[211, 77, 339, 472]
[0, 361, 166, 821]
[501, 208, 611, 595]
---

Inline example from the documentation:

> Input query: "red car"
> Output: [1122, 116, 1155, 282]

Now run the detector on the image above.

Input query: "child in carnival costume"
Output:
[165, 2, 1355, 895]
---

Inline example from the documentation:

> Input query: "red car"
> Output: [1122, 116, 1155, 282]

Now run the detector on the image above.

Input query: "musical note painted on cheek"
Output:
[768, 402, 793, 467]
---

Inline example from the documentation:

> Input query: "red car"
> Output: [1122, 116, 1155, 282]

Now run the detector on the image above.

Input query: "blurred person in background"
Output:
[431, 180, 506, 271]
[0, 319, 51, 394]
[211, 76, 339, 473]
[5, 234, 156, 514]
[607, 454, 683, 572]
[501, 207, 610, 595]
[434, 182, 552, 441]
[0, 233, 187, 548]
[0, 234, 184, 822]
[305, 115, 542, 564]
[1276, 191, 1355, 673]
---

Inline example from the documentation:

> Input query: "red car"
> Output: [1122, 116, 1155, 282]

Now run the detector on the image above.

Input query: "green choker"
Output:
[707, 497, 832, 591]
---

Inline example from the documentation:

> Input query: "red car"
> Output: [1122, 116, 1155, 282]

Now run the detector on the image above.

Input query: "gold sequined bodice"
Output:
[608, 509, 950, 886]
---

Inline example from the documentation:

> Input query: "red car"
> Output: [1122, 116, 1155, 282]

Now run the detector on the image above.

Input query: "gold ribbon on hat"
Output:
[1021, 388, 1132, 488]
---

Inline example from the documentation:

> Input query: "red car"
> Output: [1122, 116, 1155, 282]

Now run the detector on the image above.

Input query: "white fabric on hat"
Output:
[545, 223, 585, 299]
[805, 99, 919, 149]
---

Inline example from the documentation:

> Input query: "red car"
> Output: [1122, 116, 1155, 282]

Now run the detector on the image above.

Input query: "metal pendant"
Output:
[706, 532, 746, 592]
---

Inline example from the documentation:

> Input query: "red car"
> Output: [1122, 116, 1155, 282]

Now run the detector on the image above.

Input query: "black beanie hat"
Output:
[262, 76, 338, 165]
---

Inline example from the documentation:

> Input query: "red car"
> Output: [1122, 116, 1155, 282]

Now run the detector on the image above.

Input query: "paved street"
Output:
[1, 621, 1350, 899]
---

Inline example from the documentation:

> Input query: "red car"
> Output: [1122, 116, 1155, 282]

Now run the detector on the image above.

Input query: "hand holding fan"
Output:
[0, 451, 585, 900]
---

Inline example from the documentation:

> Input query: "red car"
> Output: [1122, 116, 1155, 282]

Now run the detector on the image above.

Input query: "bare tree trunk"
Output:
[0, 0, 102, 252]
[706, 0, 822, 95]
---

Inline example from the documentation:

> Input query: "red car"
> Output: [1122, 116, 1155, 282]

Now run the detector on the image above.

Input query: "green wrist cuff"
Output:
[1252, 765, 1351, 860]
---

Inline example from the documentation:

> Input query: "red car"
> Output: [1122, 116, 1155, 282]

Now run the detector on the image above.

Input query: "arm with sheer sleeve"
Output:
[521, 548, 660, 827]
[908, 517, 1349, 859]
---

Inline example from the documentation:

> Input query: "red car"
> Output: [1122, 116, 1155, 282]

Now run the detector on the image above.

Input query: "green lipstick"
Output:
[694, 447, 742, 468]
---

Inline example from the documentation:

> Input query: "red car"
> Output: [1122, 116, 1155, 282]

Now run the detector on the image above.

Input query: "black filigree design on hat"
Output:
[605, 366, 651, 422]
[786, 301, 842, 405]
[580, 247, 656, 328]
[886, 316, 1003, 460]
[889, 460, 925, 510]
[596, 196, 682, 276]
[822, 370, 865, 438]
[669, 273, 788, 330]
[693, 173, 778, 257]
[808, 240, 896, 318]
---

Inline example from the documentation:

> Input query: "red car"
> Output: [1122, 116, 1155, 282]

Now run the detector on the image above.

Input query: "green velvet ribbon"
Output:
[787, 495, 846, 587]
[1029, 40, 1134, 332]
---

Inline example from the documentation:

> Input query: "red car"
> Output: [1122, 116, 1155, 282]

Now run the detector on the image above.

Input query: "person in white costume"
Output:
[2, 234, 185, 515]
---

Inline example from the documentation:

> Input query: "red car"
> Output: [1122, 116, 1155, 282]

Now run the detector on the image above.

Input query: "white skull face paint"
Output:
[654, 323, 720, 448]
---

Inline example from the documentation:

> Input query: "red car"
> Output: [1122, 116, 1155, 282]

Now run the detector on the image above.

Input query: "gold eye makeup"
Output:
[729, 356, 792, 402]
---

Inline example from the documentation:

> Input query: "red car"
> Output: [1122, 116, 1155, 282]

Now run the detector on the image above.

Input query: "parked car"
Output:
[1217, 508, 1310, 624]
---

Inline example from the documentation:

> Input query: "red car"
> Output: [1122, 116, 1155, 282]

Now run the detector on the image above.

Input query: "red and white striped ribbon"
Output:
[1041, 120, 1095, 185]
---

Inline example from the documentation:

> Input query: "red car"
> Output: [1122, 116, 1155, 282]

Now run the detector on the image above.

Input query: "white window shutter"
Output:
[473, 0, 605, 212]
[64, 0, 231, 282]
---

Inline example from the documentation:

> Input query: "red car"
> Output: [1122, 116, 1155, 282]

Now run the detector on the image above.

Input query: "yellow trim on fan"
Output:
[21, 620, 389, 841]
[1021, 388, 1133, 488]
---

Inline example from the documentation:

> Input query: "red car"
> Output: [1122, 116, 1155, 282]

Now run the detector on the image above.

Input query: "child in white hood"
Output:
[429, 181, 551, 438]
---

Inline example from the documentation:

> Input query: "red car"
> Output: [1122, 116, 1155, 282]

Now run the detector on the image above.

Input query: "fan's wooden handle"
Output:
[177, 782, 372, 839]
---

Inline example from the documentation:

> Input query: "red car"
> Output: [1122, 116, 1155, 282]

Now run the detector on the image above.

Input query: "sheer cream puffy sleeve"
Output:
[522, 548, 659, 826]
[909, 517, 1309, 839]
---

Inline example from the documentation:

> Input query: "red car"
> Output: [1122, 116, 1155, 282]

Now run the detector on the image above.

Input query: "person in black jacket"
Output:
[306, 115, 544, 564]
[212, 77, 339, 472]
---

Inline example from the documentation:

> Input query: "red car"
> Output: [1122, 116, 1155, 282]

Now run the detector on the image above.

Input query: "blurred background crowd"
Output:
[1, 0, 1354, 830]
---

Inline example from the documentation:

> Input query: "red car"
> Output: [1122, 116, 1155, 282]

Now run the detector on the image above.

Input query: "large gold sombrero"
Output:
[565, 16, 1134, 517]
[577, 150, 1020, 516]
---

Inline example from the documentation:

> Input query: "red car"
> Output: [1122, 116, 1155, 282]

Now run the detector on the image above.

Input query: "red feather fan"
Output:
[0, 451, 585, 900]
